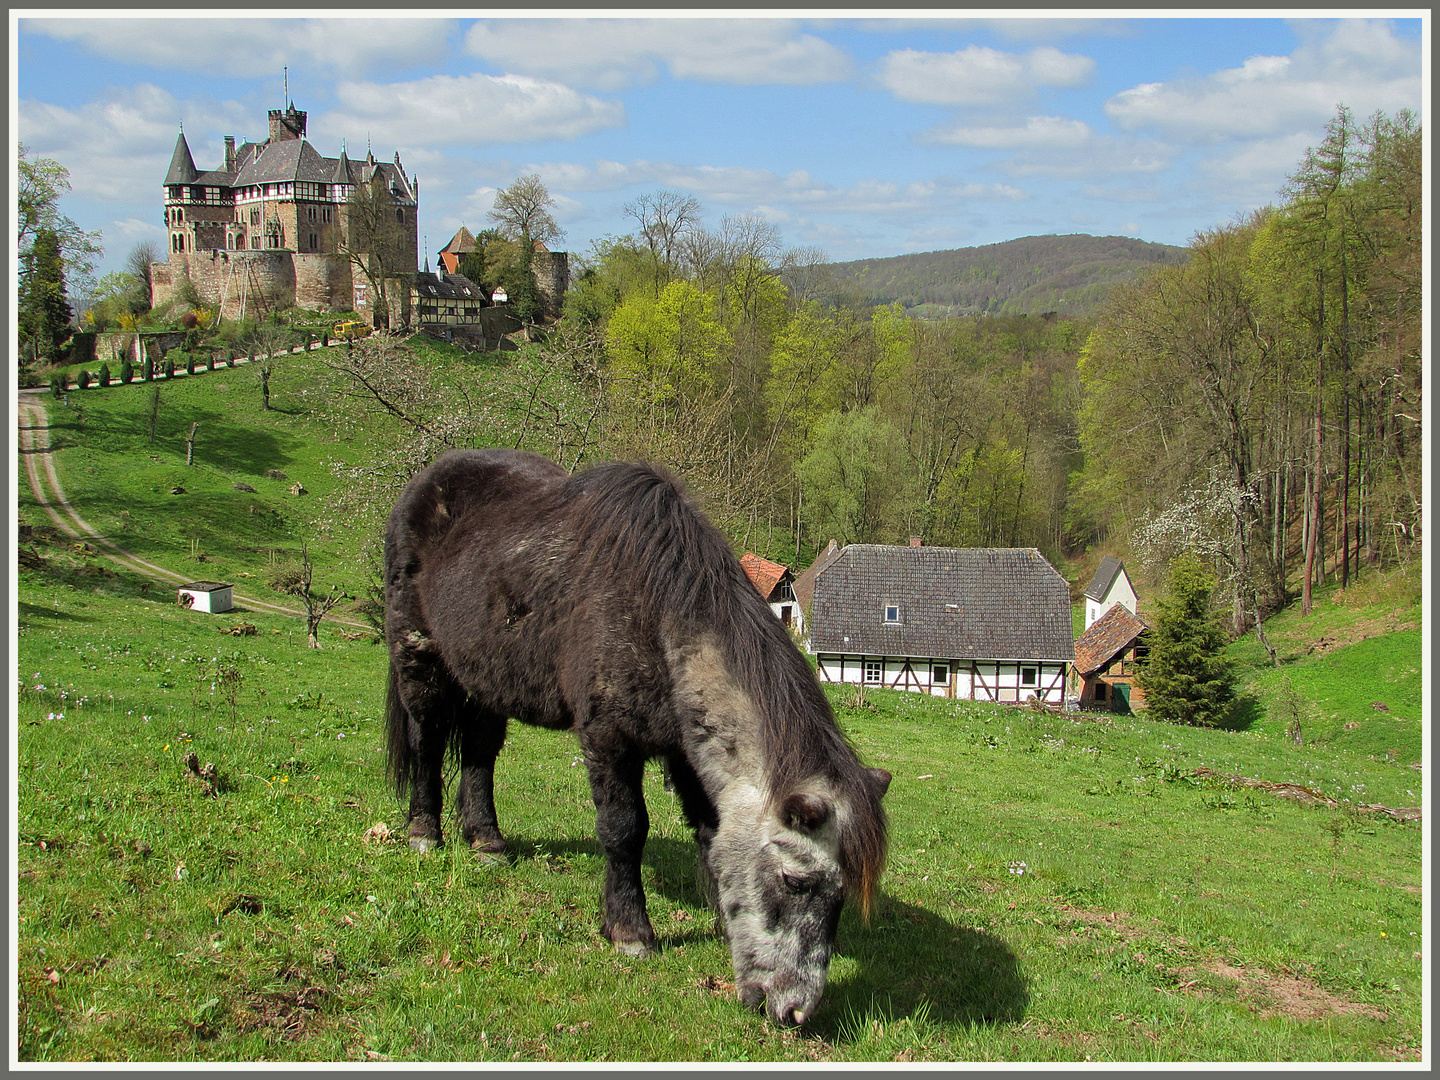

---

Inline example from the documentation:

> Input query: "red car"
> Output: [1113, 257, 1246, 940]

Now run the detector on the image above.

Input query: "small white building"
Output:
[739, 553, 804, 635]
[178, 581, 234, 614]
[1082, 556, 1137, 629]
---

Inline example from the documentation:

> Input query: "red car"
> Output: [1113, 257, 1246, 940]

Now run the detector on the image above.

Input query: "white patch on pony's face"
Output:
[668, 635, 850, 1027]
[709, 787, 849, 1028]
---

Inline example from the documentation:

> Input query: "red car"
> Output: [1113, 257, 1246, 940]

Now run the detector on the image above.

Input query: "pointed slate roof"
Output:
[1083, 556, 1126, 602]
[1073, 603, 1149, 676]
[810, 545, 1075, 662]
[331, 146, 353, 184]
[165, 131, 199, 185]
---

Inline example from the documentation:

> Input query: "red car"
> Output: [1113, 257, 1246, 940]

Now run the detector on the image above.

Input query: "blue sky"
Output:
[12, 13, 1427, 282]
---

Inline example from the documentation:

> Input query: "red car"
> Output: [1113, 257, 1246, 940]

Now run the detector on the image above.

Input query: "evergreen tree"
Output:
[1136, 554, 1237, 727]
[19, 228, 74, 365]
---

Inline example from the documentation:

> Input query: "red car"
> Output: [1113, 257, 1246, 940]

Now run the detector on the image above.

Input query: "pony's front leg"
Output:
[584, 742, 658, 957]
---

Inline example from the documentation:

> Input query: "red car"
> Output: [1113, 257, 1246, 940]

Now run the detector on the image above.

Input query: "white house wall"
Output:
[816, 655, 1067, 704]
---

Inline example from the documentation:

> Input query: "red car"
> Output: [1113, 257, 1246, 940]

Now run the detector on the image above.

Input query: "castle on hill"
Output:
[150, 101, 419, 323]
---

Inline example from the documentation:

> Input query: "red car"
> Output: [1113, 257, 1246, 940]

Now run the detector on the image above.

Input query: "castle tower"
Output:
[267, 103, 307, 142]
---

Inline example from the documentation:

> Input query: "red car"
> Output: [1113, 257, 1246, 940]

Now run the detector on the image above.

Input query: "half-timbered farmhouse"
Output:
[808, 544, 1074, 702]
[739, 553, 804, 634]
[1083, 556, 1138, 629]
[1071, 602, 1150, 712]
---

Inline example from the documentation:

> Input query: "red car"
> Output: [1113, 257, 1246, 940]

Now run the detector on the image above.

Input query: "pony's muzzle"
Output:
[738, 977, 821, 1028]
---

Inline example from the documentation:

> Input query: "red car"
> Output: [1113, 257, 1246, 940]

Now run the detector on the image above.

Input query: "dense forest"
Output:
[826, 233, 1189, 317]
[321, 107, 1420, 636]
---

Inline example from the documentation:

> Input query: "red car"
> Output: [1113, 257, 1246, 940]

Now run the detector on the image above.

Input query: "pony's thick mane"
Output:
[563, 462, 888, 913]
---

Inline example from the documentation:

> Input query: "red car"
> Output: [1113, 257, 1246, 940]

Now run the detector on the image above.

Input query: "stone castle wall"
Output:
[535, 250, 571, 322]
[152, 249, 299, 321]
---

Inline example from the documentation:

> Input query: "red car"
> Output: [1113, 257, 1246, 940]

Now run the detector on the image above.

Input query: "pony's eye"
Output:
[782, 873, 811, 895]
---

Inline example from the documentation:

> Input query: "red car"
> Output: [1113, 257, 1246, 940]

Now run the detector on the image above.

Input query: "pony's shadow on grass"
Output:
[497, 834, 1028, 1031]
[817, 895, 1028, 1036]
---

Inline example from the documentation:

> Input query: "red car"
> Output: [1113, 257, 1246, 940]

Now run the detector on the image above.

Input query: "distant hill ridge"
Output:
[828, 233, 1189, 318]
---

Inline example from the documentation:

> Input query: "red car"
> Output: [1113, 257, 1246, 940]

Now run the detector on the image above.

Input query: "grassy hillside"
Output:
[827, 234, 1189, 318]
[15, 348, 1424, 1062]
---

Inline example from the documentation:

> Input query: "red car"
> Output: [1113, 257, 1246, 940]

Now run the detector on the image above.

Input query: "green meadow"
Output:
[15, 347, 1424, 1062]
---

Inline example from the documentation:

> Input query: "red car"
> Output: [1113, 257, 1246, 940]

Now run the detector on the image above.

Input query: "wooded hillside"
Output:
[827, 234, 1189, 317]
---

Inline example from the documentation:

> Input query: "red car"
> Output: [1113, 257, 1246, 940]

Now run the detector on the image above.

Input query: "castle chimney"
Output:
[224, 136, 235, 172]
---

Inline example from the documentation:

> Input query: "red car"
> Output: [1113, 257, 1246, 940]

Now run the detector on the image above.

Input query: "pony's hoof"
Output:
[613, 939, 657, 959]
[408, 836, 441, 854]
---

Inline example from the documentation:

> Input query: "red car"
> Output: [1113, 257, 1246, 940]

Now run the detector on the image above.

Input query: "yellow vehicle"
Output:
[333, 321, 370, 341]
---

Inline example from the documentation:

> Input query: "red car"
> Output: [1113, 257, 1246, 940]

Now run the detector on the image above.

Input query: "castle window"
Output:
[250, 209, 260, 226]
[396, 209, 404, 223]
[251, 236, 260, 249]
[308, 233, 317, 250]
[321, 207, 332, 223]
[307, 206, 316, 221]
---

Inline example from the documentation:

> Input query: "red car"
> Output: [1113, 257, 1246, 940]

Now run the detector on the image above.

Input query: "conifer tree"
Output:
[1136, 554, 1237, 727]
[19, 228, 74, 365]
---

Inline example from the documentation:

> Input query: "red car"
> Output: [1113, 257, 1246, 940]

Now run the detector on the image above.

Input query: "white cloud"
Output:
[1105, 18, 1421, 142]
[463, 18, 851, 91]
[928, 115, 1093, 150]
[877, 44, 1094, 106]
[505, 158, 1026, 216]
[21, 16, 455, 78]
[18, 84, 252, 203]
[312, 74, 625, 150]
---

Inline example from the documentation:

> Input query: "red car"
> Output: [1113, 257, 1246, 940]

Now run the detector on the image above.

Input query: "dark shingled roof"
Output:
[165, 132, 199, 185]
[1073, 603, 1149, 676]
[1084, 555, 1126, 602]
[810, 545, 1074, 661]
[414, 270, 487, 302]
[793, 539, 842, 611]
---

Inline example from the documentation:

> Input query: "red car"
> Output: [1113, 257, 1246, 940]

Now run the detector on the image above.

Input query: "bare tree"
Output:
[293, 542, 348, 648]
[623, 189, 702, 292]
[125, 240, 160, 309]
[342, 176, 413, 330]
[488, 174, 564, 249]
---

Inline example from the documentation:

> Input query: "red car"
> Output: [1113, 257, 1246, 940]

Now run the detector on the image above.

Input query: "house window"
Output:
[321, 206, 332, 223]
[863, 660, 883, 685]
[884, 604, 901, 624]
[396, 208, 405, 223]
[250, 209, 260, 226]
[308, 233, 318, 250]
[1021, 666, 1038, 687]
[1094, 681, 1109, 703]
[932, 664, 950, 685]
[777, 580, 795, 601]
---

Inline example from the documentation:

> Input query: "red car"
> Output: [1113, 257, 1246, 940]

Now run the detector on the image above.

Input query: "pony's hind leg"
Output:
[392, 648, 463, 853]
[456, 712, 509, 858]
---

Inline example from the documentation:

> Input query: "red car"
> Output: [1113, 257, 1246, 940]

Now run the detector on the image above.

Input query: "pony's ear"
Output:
[781, 791, 831, 833]
[868, 768, 892, 797]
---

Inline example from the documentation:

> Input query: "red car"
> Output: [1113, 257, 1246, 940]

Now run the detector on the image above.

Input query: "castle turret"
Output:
[165, 131, 198, 186]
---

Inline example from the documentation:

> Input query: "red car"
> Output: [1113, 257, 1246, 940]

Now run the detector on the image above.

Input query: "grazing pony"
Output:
[384, 448, 889, 1027]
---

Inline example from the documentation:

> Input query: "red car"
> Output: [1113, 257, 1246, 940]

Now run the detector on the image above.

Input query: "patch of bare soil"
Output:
[238, 985, 325, 1041]
[1180, 960, 1388, 1024]
[1304, 615, 1419, 655]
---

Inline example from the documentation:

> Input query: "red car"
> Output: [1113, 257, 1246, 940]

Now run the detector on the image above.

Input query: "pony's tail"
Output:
[385, 660, 415, 801]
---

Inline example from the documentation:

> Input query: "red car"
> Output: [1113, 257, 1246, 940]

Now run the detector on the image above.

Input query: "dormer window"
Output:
[884, 604, 901, 624]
